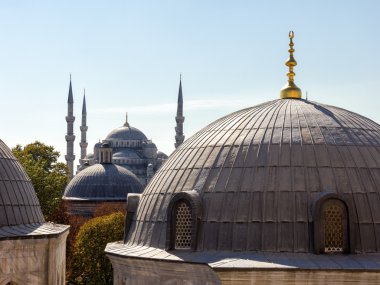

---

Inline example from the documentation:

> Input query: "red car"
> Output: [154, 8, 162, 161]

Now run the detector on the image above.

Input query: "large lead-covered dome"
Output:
[126, 99, 380, 253]
[0, 139, 44, 227]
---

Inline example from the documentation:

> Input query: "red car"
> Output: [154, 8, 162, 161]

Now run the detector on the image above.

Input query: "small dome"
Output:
[63, 163, 143, 201]
[157, 151, 168, 160]
[85, 153, 94, 159]
[113, 149, 141, 160]
[0, 139, 44, 227]
[143, 141, 157, 148]
[106, 126, 147, 141]
[126, 99, 380, 253]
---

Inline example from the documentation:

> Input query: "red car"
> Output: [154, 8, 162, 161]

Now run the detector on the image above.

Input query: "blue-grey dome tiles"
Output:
[63, 163, 143, 200]
[126, 99, 380, 253]
[106, 126, 147, 141]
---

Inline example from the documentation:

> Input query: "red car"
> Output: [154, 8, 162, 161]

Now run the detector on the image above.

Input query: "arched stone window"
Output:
[313, 195, 353, 254]
[6, 281, 18, 285]
[166, 191, 201, 251]
[174, 200, 192, 249]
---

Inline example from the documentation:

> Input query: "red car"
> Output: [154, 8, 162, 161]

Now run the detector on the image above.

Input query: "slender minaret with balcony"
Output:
[174, 75, 185, 148]
[79, 89, 88, 168]
[65, 75, 75, 179]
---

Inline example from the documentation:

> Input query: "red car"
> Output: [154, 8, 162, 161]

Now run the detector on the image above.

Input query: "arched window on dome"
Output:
[6, 281, 18, 285]
[167, 191, 201, 251]
[314, 197, 350, 254]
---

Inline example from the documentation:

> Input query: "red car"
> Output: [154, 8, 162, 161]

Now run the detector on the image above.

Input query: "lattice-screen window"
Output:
[324, 203, 344, 253]
[174, 201, 192, 249]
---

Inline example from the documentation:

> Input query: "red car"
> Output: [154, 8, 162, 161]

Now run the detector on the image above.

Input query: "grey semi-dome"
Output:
[113, 149, 142, 160]
[0, 139, 44, 227]
[125, 99, 380, 253]
[105, 126, 147, 141]
[63, 163, 143, 201]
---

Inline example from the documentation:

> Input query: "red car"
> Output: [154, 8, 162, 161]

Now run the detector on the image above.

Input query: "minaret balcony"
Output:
[65, 135, 76, 141]
[65, 154, 75, 161]
[66, 116, 76, 123]
[175, 116, 185, 123]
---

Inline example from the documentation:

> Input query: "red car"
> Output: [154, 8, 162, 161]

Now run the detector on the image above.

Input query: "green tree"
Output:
[12, 141, 69, 219]
[68, 212, 124, 285]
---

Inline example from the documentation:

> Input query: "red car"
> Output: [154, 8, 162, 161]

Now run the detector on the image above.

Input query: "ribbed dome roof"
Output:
[126, 99, 380, 253]
[106, 126, 147, 141]
[0, 139, 44, 227]
[63, 163, 143, 201]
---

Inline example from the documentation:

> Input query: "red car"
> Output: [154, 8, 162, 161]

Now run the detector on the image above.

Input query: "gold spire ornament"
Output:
[280, 31, 302, 99]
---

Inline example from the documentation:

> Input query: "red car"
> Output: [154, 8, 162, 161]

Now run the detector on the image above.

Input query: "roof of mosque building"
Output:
[106, 243, 380, 270]
[124, 98, 380, 253]
[113, 149, 142, 160]
[63, 163, 143, 201]
[0, 139, 45, 227]
[105, 125, 147, 141]
[120, 32, 380, 255]
[105, 115, 148, 141]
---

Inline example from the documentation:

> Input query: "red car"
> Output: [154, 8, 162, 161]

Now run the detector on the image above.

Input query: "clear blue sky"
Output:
[0, 1, 379, 164]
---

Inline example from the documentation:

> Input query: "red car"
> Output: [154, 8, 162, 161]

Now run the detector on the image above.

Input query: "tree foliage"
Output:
[68, 212, 124, 285]
[12, 141, 69, 219]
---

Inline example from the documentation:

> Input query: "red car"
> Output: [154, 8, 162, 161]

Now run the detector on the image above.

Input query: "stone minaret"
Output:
[79, 89, 88, 167]
[174, 75, 185, 148]
[65, 75, 75, 179]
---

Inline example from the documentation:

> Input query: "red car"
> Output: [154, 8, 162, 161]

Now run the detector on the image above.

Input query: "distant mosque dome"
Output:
[105, 114, 148, 141]
[73, 111, 168, 186]
[64, 163, 143, 201]
[67, 76, 184, 188]
[157, 151, 168, 160]
[65, 141, 144, 216]
[113, 149, 142, 160]
[106, 125, 148, 141]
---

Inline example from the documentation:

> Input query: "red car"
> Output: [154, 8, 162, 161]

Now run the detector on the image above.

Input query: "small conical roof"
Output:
[82, 90, 87, 114]
[68, 76, 74, 104]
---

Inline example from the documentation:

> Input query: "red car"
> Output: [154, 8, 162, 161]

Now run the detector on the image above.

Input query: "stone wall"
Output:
[0, 231, 69, 285]
[215, 269, 380, 285]
[107, 255, 221, 285]
[65, 200, 125, 216]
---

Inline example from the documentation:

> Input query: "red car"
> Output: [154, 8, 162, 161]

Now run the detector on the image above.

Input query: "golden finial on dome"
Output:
[280, 31, 302, 99]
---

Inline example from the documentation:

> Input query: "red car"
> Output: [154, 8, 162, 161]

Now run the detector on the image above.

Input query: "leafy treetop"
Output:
[12, 141, 69, 219]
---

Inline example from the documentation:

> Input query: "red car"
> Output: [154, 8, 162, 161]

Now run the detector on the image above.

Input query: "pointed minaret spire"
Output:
[79, 89, 88, 169]
[174, 74, 185, 148]
[65, 74, 76, 179]
[68, 74, 74, 104]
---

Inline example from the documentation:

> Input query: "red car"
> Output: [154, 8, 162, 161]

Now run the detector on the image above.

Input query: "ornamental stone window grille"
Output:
[174, 200, 193, 249]
[321, 199, 349, 253]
